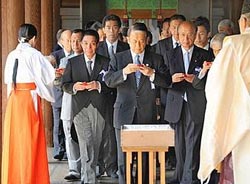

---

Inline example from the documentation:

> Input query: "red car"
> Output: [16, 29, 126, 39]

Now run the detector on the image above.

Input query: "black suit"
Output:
[51, 49, 66, 159]
[62, 53, 110, 183]
[62, 54, 110, 118]
[105, 49, 171, 184]
[155, 37, 176, 124]
[96, 40, 129, 176]
[164, 45, 212, 183]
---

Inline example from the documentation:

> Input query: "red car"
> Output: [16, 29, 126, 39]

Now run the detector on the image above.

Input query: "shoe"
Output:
[64, 173, 80, 181]
[53, 153, 64, 160]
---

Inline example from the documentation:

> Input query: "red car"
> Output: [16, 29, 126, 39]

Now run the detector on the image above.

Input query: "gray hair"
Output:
[210, 33, 226, 48]
[218, 19, 234, 31]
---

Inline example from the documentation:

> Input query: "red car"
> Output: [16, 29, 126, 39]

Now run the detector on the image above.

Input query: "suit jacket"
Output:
[155, 37, 174, 57]
[62, 54, 110, 118]
[164, 45, 212, 124]
[155, 37, 176, 107]
[97, 40, 130, 58]
[51, 49, 66, 107]
[104, 50, 171, 129]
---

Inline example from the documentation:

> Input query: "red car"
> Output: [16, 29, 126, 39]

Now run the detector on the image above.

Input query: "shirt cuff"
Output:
[122, 70, 127, 81]
[198, 70, 207, 79]
[149, 70, 155, 82]
[97, 81, 101, 93]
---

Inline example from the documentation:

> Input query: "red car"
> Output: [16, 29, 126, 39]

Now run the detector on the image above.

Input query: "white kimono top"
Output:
[4, 42, 55, 106]
[198, 28, 250, 183]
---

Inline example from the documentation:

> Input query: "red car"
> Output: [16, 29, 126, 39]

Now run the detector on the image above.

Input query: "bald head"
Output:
[178, 21, 197, 50]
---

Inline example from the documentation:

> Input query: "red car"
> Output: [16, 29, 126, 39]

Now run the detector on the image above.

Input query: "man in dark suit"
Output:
[105, 22, 171, 184]
[96, 14, 130, 179]
[51, 29, 72, 160]
[62, 29, 110, 184]
[194, 16, 215, 60]
[154, 14, 186, 121]
[53, 29, 64, 52]
[164, 21, 212, 184]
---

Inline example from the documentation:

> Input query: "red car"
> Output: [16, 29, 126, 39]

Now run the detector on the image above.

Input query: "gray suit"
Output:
[59, 55, 81, 177]
[62, 53, 110, 184]
[104, 49, 171, 184]
[51, 49, 66, 159]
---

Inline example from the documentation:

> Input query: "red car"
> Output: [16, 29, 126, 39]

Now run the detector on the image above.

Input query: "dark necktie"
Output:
[135, 55, 141, 88]
[87, 60, 93, 75]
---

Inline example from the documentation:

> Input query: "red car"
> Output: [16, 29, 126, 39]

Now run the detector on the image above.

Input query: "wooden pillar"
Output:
[25, 0, 41, 50]
[41, 0, 54, 146]
[53, 0, 61, 46]
[1, 0, 25, 180]
[0, 1, 2, 182]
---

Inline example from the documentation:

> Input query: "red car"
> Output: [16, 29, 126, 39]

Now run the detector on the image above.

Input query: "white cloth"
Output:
[198, 31, 250, 184]
[4, 43, 55, 104]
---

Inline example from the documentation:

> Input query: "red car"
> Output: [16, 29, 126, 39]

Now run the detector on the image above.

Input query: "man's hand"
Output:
[73, 82, 88, 91]
[55, 68, 64, 78]
[184, 74, 195, 83]
[172, 73, 185, 83]
[139, 64, 154, 77]
[203, 61, 213, 71]
[123, 63, 141, 75]
[85, 81, 100, 91]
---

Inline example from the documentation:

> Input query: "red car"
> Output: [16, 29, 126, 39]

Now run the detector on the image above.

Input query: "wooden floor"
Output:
[48, 147, 174, 184]
[48, 147, 119, 184]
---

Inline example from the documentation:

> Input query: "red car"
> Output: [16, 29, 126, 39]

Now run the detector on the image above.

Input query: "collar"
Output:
[130, 50, 145, 63]
[84, 54, 96, 63]
[106, 39, 118, 53]
[63, 49, 71, 57]
[203, 43, 210, 50]
[172, 37, 179, 48]
[181, 45, 194, 58]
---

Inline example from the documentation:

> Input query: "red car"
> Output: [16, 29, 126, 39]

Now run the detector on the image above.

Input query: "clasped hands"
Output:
[73, 81, 100, 91]
[172, 73, 195, 83]
[123, 63, 154, 76]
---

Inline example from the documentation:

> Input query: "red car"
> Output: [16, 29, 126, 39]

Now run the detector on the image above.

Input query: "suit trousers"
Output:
[62, 119, 81, 175]
[98, 94, 117, 176]
[52, 106, 65, 156]
[74, 104, 105, 184]
[173, 101, 203, 184]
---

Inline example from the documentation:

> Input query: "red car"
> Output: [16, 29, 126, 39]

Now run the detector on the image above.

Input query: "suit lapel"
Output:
[175, 48, 185, 73]
[125, 51, 137, 90]
[79, 55, 90, 81]
[91, 55, 103, 80]
[188, 46, 200, 73]
[138, 52, 152, 89]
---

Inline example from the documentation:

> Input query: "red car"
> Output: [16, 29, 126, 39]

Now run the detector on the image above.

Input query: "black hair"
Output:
[90, 21, 103, 31]
[163, 17, 171, 23]
[127, 22, 148, 36]
[102, 14, 122, 28]
[121, 27, 129, 37]
[85, 20, 96, 30]
[194, 16, 210, 33]
[82, 29, 99, 43]
[72, 29, 84, 40]
[170, 14, 186, 23]
[18, 23, 37, 42]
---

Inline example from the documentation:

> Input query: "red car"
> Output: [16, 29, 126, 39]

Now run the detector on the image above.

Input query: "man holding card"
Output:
[104, 22, 171, 184]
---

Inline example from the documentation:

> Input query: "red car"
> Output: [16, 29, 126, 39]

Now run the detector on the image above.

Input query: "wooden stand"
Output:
[121, 125, 174, 184]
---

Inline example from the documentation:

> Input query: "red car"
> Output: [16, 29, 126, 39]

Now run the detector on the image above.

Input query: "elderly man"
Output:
[198, 0, 250, 184]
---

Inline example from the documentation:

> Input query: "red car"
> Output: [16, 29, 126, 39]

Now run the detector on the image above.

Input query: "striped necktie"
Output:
[135, 55, 141, 88]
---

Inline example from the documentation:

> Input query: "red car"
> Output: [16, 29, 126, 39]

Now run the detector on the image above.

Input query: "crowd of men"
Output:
[47, 3, 249, 183]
